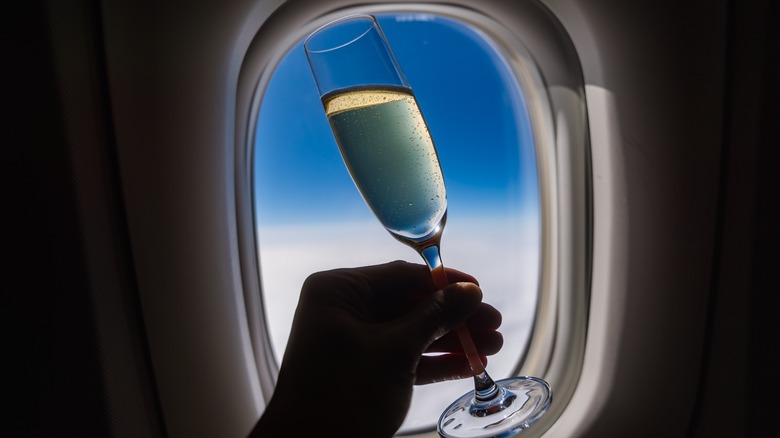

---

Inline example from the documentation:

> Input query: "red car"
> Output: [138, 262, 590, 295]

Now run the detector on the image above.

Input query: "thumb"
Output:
[398, 282, 483, 350]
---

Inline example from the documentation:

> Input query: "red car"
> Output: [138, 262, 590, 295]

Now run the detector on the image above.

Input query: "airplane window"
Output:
[253, 12, 541, 433]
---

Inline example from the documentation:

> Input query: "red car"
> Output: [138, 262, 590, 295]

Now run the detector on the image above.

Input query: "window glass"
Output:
[254, 12, 540, 432]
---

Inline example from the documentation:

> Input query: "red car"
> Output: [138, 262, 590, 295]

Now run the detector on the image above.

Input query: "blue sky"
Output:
[254, 13, 539, 226]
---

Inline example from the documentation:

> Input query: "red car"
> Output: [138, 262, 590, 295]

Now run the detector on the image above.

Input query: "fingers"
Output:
[398, 282, 484, 346]
[354, 261, 478, 291]
[464, 302, 502, 330]
[426, 301, 502, 352]
[302, 261, 481, 322]
[442, 266, 479, 286]
[415, 354, 489, 385]
[426, 328, 503, 355]
[423, 298, 502, 354]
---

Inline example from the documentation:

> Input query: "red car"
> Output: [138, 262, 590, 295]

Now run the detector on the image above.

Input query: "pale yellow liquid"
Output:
[324, 86, 446, 240]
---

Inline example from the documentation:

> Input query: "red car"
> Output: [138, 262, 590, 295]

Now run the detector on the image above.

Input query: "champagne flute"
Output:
[304, 14, 551, 437]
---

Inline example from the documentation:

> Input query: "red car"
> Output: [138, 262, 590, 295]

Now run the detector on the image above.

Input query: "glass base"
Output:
[438, 376, 552, 438]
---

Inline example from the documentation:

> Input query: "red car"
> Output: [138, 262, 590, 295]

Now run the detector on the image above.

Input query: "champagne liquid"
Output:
[324, 86, 446, 241]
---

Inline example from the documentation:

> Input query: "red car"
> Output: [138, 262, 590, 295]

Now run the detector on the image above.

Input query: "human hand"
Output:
[251, 261, 503, 437]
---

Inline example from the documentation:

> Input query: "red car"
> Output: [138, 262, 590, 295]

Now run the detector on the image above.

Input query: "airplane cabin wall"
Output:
[548, 1, 779, 436]
[692, 0, 779, 435]
[10, 1, 165, 436]
[544, 0, 726, 435]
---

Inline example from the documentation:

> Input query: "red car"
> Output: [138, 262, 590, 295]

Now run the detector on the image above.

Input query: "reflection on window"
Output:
[254, 12, 540, 433]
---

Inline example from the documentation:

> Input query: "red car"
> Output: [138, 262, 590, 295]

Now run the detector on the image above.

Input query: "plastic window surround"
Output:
[234, 2, 590, 437]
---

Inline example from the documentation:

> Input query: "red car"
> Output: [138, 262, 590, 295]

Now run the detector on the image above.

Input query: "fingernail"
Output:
[444, 282, 482, 309]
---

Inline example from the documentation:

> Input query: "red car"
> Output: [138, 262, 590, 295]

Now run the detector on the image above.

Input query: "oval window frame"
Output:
[235, 3, 591, 436]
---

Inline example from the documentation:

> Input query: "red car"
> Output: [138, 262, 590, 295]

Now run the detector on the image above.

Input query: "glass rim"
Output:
[303, 14, 378, 54]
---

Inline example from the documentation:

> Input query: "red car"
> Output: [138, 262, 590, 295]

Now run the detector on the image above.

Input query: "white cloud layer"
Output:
[256, 214, 539, 431]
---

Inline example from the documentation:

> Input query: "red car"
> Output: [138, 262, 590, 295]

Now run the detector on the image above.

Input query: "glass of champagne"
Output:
[304, 14, 551, 437]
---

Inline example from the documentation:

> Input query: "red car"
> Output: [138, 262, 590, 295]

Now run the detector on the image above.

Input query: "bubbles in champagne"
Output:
[324, 85, 446, 240]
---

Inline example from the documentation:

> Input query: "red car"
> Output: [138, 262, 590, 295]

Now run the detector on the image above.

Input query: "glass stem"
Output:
[419, 245, 499, 402]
